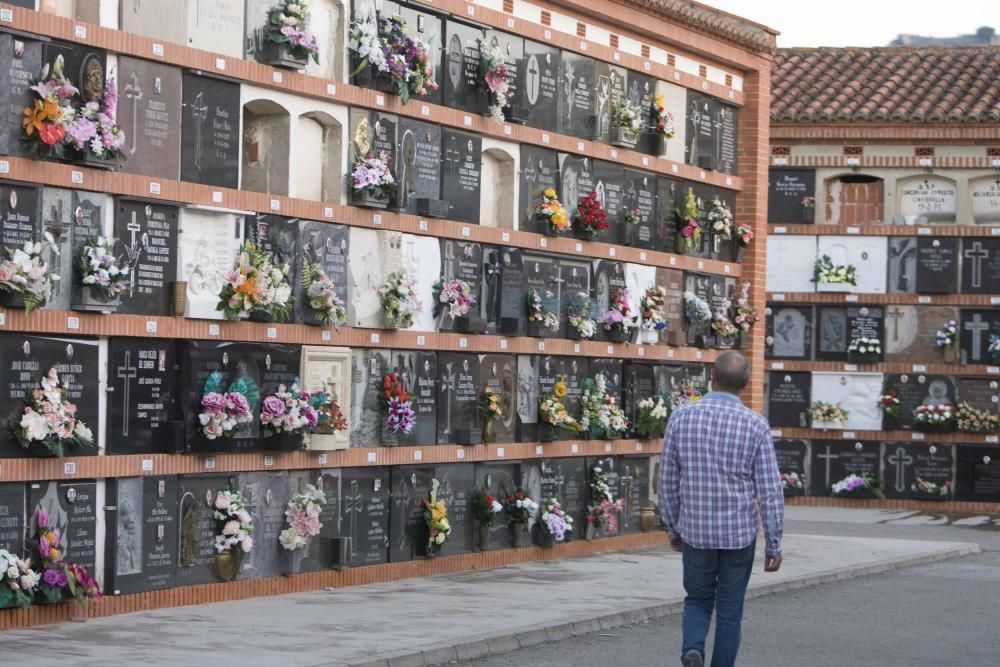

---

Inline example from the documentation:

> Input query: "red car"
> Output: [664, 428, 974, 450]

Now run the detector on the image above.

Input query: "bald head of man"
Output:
[712, 351, 749, 394]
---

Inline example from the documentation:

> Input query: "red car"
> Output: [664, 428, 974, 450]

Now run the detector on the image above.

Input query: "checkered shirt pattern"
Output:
[659, 392, 784, 555]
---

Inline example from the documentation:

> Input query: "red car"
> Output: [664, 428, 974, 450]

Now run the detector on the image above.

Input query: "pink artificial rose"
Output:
[681, 226, 693, 238]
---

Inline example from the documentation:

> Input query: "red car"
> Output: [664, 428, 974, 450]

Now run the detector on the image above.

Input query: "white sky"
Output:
[699, 0, 1000, 47]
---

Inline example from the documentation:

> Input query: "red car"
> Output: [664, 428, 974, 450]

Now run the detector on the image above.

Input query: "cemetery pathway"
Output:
[0, 507, 980, 667]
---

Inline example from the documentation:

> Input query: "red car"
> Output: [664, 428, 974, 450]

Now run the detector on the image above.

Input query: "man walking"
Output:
[659, 351, 784, 667]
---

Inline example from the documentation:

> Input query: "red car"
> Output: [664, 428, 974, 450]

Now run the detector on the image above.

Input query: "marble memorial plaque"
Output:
[809, 440, 879, 496]
[176, 474, 232, 585]
[0, 32, 42, 157]
[515, 355, 540, 442]
[523, 253, 560, 338]
[180, 71, 240, 189]
[765, 235, 816, 293]
[396, 118, 443, 215]
[518, 145, 559, 233]
[437, 352, 479, 444]
[106, 337, 179, 455]
[765, 372, 811, 428]
[958, 378, 1000, 417]
[956, 446, 1000, 502]
[897, 175, 957, 224]
[484, 29, 523, 121]
[817, 235, 887, 294]
[623, 362, 656, 434]
[881, 443, 954, 500]
[592, 160, 623, 244]
[349, 348, 392, 447]
[442, 19, 485, 114]
[683, 272, 713, 344]
[433, 462, 475, 554]
[887, 237, 917, 294]
[106, 475, 178, 594]
[299, 346, 351, 451]
[626, 263, 656, 337]
[811, 372, 884, 431]
[961, 238, 1000, 295]
[559, 153, 596, 217]
[971, 175, 1000, 225]
[39, 187, 74, 312]
[618, 456, 651, 533]
[394, 3, 443, 104]
[439, 239, 482, 331]
[538, 457, 587, 531]
[916, 236, 959, 294]
[401, 232, 442, 332]
[441, 129, 481, 224]
[885, 305, 959, 364]
[493, 247, 525, 335]
[594, 259, 627, 331]
[295, 220, 348, 324]
[960, 310, 1000, 365]
[765, 304, 813, 360]
[592, 61, 626, 144]
[389, 465, 434, 561]
[237, 471, 290, 579]
[622, 169, 658, 249]
[184, 0, 244, 57]
[247, 215, 300, 307]
[116, 57, 182, 180]
[113, 199, 179, 316]
[774, 440, 809, 479]
[626, 70, 657, 156]
[335, 467, 390, 566]
[558, 258, 592, 338]
[815, 306, 848, 361]
[768, 169, 816, 224]
[177, 206, 244, 320]
[347, 229, 402, 328]
[558, 51, 596, 139]
[883, 373, 956, 430]
[657, 267, 684, 344]
[29, 480, 97, 573]
[519, 39, 559, 131]
[846, 306, 885, 362]
[654, 177, 682, 254]
[479, 354, 516, 443]
[0, 181, 39, 256]
[475, 461, 520, 548]
[0, 482, 24, 554]
[390, 350, 437, 446]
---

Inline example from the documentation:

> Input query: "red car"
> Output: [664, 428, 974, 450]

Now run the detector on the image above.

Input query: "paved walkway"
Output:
[0, 524, 978, 667]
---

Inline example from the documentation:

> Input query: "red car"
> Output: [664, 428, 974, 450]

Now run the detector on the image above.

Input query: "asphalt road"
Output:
[463, 511, 1000, 667]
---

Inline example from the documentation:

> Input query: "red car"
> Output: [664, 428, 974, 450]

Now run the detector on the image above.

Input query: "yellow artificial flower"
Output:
[553, 380, 567, 398]
[544, 187, 556, 198]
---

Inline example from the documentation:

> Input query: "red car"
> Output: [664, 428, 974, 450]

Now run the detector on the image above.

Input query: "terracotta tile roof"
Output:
[771, 47, 1000, 124]
[625, 0, 778, 53]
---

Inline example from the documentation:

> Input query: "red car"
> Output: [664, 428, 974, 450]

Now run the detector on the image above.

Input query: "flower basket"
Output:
[215, 550, 240, 582]
[609, 125, 638, 149]
[78, 153, 118, 171]
[263, 432, 305, 452]
[72, 285, 120, 312]
[352, 189, 389, 209]
[260, 40, 308, 70]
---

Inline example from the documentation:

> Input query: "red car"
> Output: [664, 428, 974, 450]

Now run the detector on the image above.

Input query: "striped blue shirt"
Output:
[659, 392, 784, 555]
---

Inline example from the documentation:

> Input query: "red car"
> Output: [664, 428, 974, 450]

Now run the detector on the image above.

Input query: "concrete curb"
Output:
[336, 543, 980, 667]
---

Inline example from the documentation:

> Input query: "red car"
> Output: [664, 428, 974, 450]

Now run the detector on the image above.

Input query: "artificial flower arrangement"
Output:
[651, 93, 675, 141]
[260, 381, 318, 448]
[639, 286, 668, 332]
[602, 286, 636, 342]
[682, 291, 712, 330]
[734, 221, 754, 248]
[77, 236, 128, 302]
[567, 294, 597, 339]
[911, 477, 950, 498]
[479, 39, 512, 124]
[349, 15, 437, 105]
[539, 497, 573, 544]
[572, 191, 609, 240]
[878, 388, 902, 419]
[381, 371, 415, 434]
[279, 483, 325, 552]
[307, 385, 348, 435]
[471, 487, 504, 529]
[847, 336, 882, 358]
[526, 287, 560, 334]
[423, 478, 451, 556]
[813, 255, 858, 286]
[479, 387, 504, 422]
[624, 207, 642, 226]
[710, 299, 740, 342]
[350, 151, 396, 204]
[11, 366, 94, 457]
[535, 187, 569, 234]
[809, 401, 848, 427]
[66, 70, 126, 166]
[610, 93, 643, 143]
[197, 371, 255, 441]
[588, 461, 625, 533]
[706, 197, 733, 239]
[781, 472, 805, 497]
[935, 320, 958, 349]
[301, 258, 347, 327]
[674, 188, 701, 254]
[538, 378, 583, 436]
[378, 270, 422, 329]
[0, 548, 39, 609]
[671, 379, 704, 408]
[579, 374, 629, 440]
[912, 403, 956, 432]
[989, 335, 1000, 362]
[831, 473, 884, 499]
[434, 277, 475, 321]
[213, 486, 254, 568]
[31, 507, 101, 606]
[801, 196, 816, 210]
[264, 0, 320, 64]
[502, 489, 538, 525]
[634, 396, 669, 438]
[732, 282, 758, 332]
[0, 234, 59, 314]
[216, 240, 293, 321]
[955, 401, 1000, 433]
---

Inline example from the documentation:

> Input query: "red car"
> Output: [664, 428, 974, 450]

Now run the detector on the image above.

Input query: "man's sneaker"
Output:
[682, 649, 704, 667]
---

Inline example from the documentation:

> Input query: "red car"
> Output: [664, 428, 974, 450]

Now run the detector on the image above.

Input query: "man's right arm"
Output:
[752, 422, 784, 569]
[659, 417, 682, 546]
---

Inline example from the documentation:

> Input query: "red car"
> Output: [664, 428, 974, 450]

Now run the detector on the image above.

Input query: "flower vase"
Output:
[526, 320, 547, 338]
[215, 550, 240, 582]
[716, 335, 736, 350]
[638, 329, 659, 345]
[734, 332, 746, 349]
[802, 207, 815, 223]
[816, 282, 854, 293]
[510, 523, 526, 548]
[264, 432, 305, 451]
[572, 225, 600, 242]
[482, 417, 496, 443]
[69, 598, 89, 622]
[260, 40, 308, 70]
[280, 548, 305, 576]
[172, 281, 187, 317]
[27, 440, 65, 458]
[78, 153, 117, 171]
[731, 242, 744, 263]
[639, 507, 657, 533]
[352, 189, 389, 210]
[478, 524, 490, 551]
[567, 327, 585, 340]
[538, 216, 562, 236]
[72, 285, 120, 313]
[584, 521, 595, 541]
[383, 312, 409, 330]
[0, 290, 26, 309]
[811, 420, 843, 431]
[539, 529, 555, 548]
[609, 126, 638, 149]
[248, 308, 274, 322]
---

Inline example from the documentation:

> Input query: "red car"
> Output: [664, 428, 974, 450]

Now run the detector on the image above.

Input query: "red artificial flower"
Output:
[38, 123, 64, 146]
[516, 491, 523, 500]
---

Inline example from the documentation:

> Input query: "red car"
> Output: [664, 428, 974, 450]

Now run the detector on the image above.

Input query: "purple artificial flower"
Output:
[302, 405, 318, 427]
[261, 395, 286, 418]
[43, 567, 68, 588]
[67, 117, 97, 150]
[201, 392, 226, 413]
[227, 392, 250, 416]
[385, 397, 416, 434]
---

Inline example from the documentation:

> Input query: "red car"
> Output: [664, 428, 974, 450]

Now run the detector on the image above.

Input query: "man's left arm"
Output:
[659, 419, 682, 550]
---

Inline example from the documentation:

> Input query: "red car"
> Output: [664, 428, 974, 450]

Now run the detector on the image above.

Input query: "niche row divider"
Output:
[767, 292, 1000, 306]
[770, 224, 1000, 237]
[769, 427, 999, 446]
[767, 359, 1000, 377]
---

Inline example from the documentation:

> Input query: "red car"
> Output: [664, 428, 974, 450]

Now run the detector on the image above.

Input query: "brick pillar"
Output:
[736, 62, 772, 414]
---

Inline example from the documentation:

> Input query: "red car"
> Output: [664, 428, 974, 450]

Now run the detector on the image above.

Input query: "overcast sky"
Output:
[701, 0, 1000, 47]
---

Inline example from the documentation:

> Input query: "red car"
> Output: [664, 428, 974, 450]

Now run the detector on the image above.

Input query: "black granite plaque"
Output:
[888, 237, 918, 294]
[961, 238, 1000, 295]
[685, 92, 715, 170]
[717, 103, 738, 175]
[524, 253, 560, 337]
[558, 51, 596, 139]
[247, 214, 299, 312]
[350, 107, 397, 167]
[296, 220, 349, 324]
[479, 354, 517, 443]
[484, 29, 523, 121]
[391, 350, 437, 446]
[0, 334, 99, 458]
[883, 373, 956, 430]
[552, 356, 588, 441]
[881, 443, 954, 499]
[655, 176, 682, 253]
[518, 145, 559, 233]
[538, 457, 586, 533]
[955, 446, 1000, 502]
[389, 465, 434, 561]
[914, 237, 959, 294]
[768, 169, 815, 224]
[816, 306, 849, 361]
[593, 160, 624, 244]
[559, 153, 596, 215]
[766, 304, 813, 360]
[349, 348, 392, 447]
[653, 363, 685, 399]
[683, 272, 712, 344]
[593, 61, 626, 143]
[846, 306, 885, 362]
[515, 354, 539, 442]
[557, 258, 591, 338]
[0, 181, 39, 255]
[434, 462, 475, 554]
[765, 372, 811, 428]
[809, 440, 880, 496]
[626, 70, 657, 156]
[441, 129, 481, 223]
[0, 32, 43, 157]
[43, 41, 106, 110]
[0, 482, 24, 554]
[113, 198, 178, 315]
[180, 71, 240, 188]
[106, 337, 179, 455]
[774, 440, 808, 477]
[618, 455, 651, 533]
[624, 362, 656, 436]
[437, 352, 479, 444]
[396, 118, 443, 215]
[594, 259, 627, 331]
[395, 3, 443, 105]
[519, 39, 559, 131]
[958, 378, 1000, 416]
[442, 19, 485, 114]
[237, 471, 289, 580]
[336, 466, 390, 566]
[105, 475, 178, 594]
[475, 461, 520, 549]
[176, 474, 233, 586]
[439, 239, 483, 332]
[29, 479, 97, 573]
[61, 190, 104, 309]
[961, 310, 1000, 365]
[622, 169, 658, 249]
[495, 247, 525, 335]
[116, 57, 182, 179]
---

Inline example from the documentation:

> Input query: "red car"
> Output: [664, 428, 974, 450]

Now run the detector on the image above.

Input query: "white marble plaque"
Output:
[817, 235, 887, 294]
[625, 262, 657, 332]
[347, 229, 403, 328]
[765, 235, 816, 293]
[300, 345, 351, 450]
[811, 371, 884, 430]
[177, 208, 244, 320]
[897, 175, 957, 224]
[971, 175, 1000, 225]
[187, 0, 245, 58]
[400, 233, 441, 332]
[653, 80, 686, 163]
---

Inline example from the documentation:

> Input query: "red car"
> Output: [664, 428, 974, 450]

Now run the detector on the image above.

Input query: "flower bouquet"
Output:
[813, 255, 858, 291]
[350, 151, 396, 208]
[609, 93, 643, 148]
[64, 70, 126, 169]
[572, 191, 608, 241]
[912, 403, 956, 433]
[580, 374, 628, 440]
[351, 15, 437, 105]
[710, 299, 739, 347]
[634, 396, 669, 439]
[21, 56, 77, 159]
[539, 497, 574, 546]
[261, 0, 320, 68]
[935, 320, 958, 350]
[651, 93, 675, 144]
[479, 39, 512, 124]
[75, 235, 127, 311]
[213, 486, 253, 581]
[31, 507, 101, 611]
[588, 461, 625, 537]
[502, 489, 537, 547]
[306, 386, 348, 450]
[538, 378, 583, 441]
[378, 270, 422, 329]
[471, 487, 503, 550]
[535, 187, 569, 235]
[639, 286, 668, 343]
[955, 401, 1000, 433]
[683, 291, 712, 339]
[781, 472, 805, 497]
[0, 548, 39, 609]
[10, 366, 94, 458]
[878, 388, 902, 422]
[197, 371, 255, 441]
[479, 387, 505, 442]
[671, 380, 704, 409]
[278, 483, 325, 573]
[732, 282, 757, 339]
[0, 235, 59, 313]
[847, 335, 882, 362]
[734, 221, 754, 250]
[301, 258, 347, 327]
[674, 188, 702, 255]
[990, 334, 1000, 362]
[706, 197, 733, 240]
[526, 287, 560, 337]
[801, 195, 816, 222]
[260, 382, 317, 450]
[217, 240, 292, 321]
[910, 477, 950, 500]
[423, 478, 451, 556]
[381, 372, 415, 435]
[434, 277, 476, 325]
[810, 401, 848, 429]
[831, 473, 884, 500]
[567, 294, 597, 340]
[602, 286, 636, 343]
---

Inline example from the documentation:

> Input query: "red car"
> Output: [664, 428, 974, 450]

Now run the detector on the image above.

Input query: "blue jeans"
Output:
[681, 540, 756, 667]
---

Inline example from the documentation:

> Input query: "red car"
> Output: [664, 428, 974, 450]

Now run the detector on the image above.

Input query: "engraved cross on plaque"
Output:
[965, 313, 990, 360]
[343, 480, 364, 559]
[124, 70, 144, 156]
[190, 92, 209, 171]
[818, 446, 840, 488]
[887, 447, 914, 493]
[125, 211, 143, 292]
[117, 350, 138, 437]
[886, 307, 905, 344]
[44, 200, 68, 298]
[964, 241, 989, 289]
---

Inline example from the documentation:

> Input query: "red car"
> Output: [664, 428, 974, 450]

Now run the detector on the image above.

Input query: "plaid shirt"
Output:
[659, 392, 783, 555]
